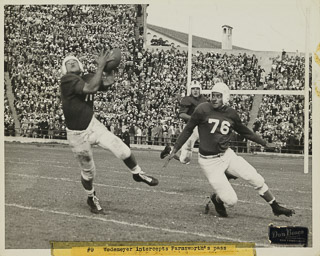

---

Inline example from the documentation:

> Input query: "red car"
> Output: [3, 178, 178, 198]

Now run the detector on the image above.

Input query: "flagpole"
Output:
[187, 16, 192, 95]
[304, 7, 310, 174]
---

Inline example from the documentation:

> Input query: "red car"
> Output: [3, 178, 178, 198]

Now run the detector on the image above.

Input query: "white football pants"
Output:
[67, 116, 131, 180]
[198, 148, 265, 207]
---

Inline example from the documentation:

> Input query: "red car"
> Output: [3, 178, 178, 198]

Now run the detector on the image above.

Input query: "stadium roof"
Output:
[147, 23, 248, 50]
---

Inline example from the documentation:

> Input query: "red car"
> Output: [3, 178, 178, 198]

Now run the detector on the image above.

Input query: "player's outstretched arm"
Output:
[163, 120, 196, 168]
[265, 142, 276, 149]
[178, 97, 193, 122]
[83, 50, 111, 94]
[162, 147, 178, 169]
[179, 113, 191, 122]
[233, 113, 268, 146]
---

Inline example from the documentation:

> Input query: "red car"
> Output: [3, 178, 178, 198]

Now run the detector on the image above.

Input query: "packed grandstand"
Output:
[4, 5, 312, 154]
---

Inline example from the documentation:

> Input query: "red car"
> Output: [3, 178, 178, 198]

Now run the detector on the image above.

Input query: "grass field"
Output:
[4, 142, 312, 249]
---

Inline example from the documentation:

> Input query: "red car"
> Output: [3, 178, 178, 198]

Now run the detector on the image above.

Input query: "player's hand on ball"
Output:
[105, 50, 116, 63]
[96, 50, 113, 70]
[103, 48, 121, 72]
[104, 70, 115, 86]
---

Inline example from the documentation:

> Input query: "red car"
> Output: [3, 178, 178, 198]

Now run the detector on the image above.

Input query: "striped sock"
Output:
[130, 165, 142, 174]
[86, 187, 95, 197]
[268, 198, 276, 204]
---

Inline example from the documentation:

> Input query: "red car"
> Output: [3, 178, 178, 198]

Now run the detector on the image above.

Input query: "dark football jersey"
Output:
[60, 73, 97, 130]
[179, 95, 207, 121]
[175, 102, 267, 155]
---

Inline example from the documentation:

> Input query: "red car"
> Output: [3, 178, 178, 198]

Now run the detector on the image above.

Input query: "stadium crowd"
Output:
[192, 51, 264, 90]
[4, 95, 15, 136]
[253, 95, 306, 153]
[150, 35, 172, 47]
[265, 55, 306, 90]
[4, 4, 311, 153]
[253, 53, 312, 153]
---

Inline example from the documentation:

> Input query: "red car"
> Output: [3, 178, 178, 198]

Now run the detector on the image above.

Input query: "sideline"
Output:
[4, 136, 308, 158]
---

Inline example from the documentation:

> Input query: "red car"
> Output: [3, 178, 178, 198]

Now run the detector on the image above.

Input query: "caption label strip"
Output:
[51, 242, 255, 256]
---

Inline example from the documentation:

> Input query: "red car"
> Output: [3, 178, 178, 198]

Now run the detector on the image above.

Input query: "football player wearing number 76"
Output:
[165, 82, 295, 218]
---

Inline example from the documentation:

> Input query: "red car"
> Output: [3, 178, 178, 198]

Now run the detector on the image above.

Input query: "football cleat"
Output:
[211, 193, 228, 217]
[160, 145, 171, 159]
[133, 172, 159, 186]
[271, 201, 295, 217]
[87, 194, 105, 214]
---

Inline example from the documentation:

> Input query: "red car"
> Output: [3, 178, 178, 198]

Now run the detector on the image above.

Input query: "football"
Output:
[104, 48, 121, 72]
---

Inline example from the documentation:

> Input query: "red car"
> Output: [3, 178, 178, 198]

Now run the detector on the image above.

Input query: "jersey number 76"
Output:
[208, 118, 230, 134]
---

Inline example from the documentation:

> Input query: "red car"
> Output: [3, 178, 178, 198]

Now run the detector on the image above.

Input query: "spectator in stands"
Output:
[136, 125, 142, 144]
[129, 122, 136, 144]
[20, 118, 29, 137]
[162, 121, 169, 146]
[48, 120, 55, 139]
[4, 96, 16, 136]
[122, 127, 130, 148]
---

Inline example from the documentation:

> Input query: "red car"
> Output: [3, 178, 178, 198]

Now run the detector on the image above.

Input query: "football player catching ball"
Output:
[165, 82, 295, 218]
[60, 50, 158, 214]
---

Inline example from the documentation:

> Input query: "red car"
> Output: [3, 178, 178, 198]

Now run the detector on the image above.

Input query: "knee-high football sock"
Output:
[260, 190, 275, 204]
[81, 175, 95, 197]
[123, 154, 142, 174]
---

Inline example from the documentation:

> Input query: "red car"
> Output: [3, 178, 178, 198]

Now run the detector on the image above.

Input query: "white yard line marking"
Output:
[230, 183, 311, 194]
[6, 160, 312, 195]
[6, 173, 312, 211]
[6, 160, 73, 169]
[6, 173, 183, 195]
[5, 202, 269, 247]
[6, 158, 69, 164]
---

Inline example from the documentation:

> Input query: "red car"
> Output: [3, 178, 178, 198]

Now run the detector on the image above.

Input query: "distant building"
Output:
[146, 23, 246, 50]
[222, 25, 233, 50]
[147, 26, 187, 47]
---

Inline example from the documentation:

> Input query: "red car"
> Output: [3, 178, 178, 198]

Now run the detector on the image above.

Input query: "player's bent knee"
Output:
[256, 183, 269, 196]
[81, 164, 96, 181]
[249, 173, 265, 188]
[75, 150, 93, 168]
[224, 195, 238, 207]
